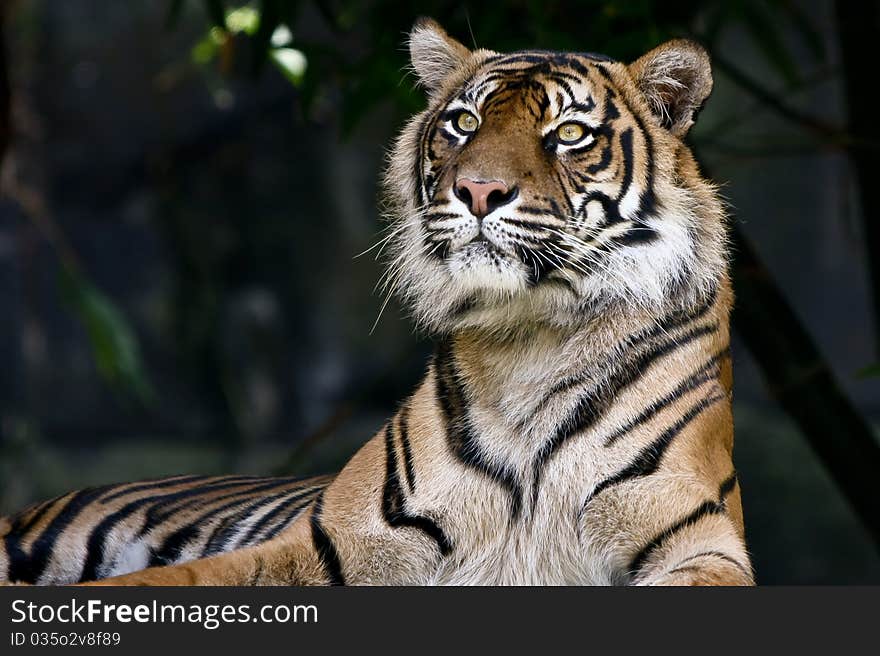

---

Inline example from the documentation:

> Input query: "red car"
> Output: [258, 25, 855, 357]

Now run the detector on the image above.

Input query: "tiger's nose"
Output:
[454, 179, 517, 219]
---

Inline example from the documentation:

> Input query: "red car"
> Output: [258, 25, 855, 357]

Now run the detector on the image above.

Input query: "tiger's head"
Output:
[383, 18, 726, 335]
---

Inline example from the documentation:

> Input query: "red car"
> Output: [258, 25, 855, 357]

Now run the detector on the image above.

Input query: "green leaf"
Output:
[59, 267, 155, 405]
[225, 5, 260, 35]
[191, 31, 219, 64]
[269, 47, 307, 86]
[856, 363, 880, 380]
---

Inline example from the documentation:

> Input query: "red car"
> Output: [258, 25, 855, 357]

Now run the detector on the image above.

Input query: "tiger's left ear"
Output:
[408, 17, 471, 95]
[627, 39, 713, 137]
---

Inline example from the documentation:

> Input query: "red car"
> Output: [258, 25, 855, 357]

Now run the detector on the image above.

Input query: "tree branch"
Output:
[709, 52, 845, 143]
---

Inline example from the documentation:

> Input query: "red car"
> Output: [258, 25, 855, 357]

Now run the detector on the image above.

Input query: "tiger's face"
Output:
[383, 19, 726, 334]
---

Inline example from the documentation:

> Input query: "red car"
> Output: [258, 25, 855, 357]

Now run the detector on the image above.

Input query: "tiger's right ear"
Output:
[408, 18, 471, 94]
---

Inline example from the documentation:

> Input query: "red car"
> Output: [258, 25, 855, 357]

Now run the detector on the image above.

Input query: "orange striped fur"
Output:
[2, 19, 752, 586]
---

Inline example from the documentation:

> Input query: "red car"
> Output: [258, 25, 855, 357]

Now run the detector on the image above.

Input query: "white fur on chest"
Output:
[427, 482, 614, 586]
[420, 429, 626, 586]
[422, 344, 672, 586]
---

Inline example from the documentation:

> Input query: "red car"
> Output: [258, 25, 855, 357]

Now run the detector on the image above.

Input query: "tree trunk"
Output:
[835, 1, 880, 354]
[729, 222, 880, 547]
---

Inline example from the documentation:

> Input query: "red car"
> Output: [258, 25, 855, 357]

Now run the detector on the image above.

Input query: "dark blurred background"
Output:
[0, 0, 878, 584]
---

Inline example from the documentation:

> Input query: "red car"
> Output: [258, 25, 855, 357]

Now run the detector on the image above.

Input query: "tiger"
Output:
[1, 18, 753, 586]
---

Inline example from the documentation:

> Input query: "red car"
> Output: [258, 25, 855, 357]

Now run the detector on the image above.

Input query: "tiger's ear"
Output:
[408, 17, 471, 94]
[627, 39, 713, 137]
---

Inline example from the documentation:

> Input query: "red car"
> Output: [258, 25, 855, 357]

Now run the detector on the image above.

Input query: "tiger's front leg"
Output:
[583, 472, 754, 587]
[581, 429, 755, 588]
[599, 470, 754, 587]
[634, 551, 753, 586]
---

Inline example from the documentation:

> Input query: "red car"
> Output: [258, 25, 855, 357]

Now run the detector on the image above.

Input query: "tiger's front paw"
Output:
[641, 564, 754, 586]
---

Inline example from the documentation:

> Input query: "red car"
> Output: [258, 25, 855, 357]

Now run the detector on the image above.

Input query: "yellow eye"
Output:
[456, 111, 479, 133]
[557, 122, 586, 143]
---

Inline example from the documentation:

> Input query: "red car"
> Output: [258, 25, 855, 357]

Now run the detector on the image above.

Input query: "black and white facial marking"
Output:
[386, 40, 722, 333]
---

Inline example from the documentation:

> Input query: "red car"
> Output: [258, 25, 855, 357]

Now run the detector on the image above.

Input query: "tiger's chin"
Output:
[445, 241, 528, 295]
[406, 242, 622, 335]
[435, 289, 587, 336]
[416, 271, 588, 336]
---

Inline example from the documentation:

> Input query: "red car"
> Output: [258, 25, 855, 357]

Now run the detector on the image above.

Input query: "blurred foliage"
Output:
[59, 266, 155, 406]
[161, 0, 880, 550]
[5, 0, 835, 412]
[2, 0, 877, 578]
[169, 0, 827, 135]
[857, 363, 880, 379]
[29, 0, 827, 412]
[189, 4, 307, 84]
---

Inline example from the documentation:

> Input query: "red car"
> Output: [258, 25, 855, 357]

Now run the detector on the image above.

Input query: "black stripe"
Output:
[141, 477, 298, 525]
[222, 481, 329, 548]
[627, 472, 740, 578]
[529, 323, 719, 506]
[145, 479, 320, 567]
[423, 211, 460, 222]
[397, 407, 417, 493]
[148, 496, 255, 566]
[594, 63, 615, 82]
[310, 493, 345, 586]
[501, 216, 558, 232]
[78, 478, 283, 581]
[155, 479, 310, 535]
[200, 487, 311, 557]
[718, 471, 738, 499]
[382, 425, 452, 556]
[629, 500, 723, 577]
[583, 393, 725, 510]
[98, 475, 238, 503]
[238, 487, 322, 547]
[258, 491, 324, 542]
[603, 349, 729, 446]
[142, 476, 303, 529]
[613, 127, 635, 223]
[435, 339, 524, 520]
[603, 92, 620, 121]
[532, 287, 718, 411]
[7, 485, 112, 584]
[518, 205, 553, 216]
[666, 550, 751, 579]
[615, 222, 659, 246]
[585, 139, 613, 175]
[9, 493, 65, 537]
[627, 101, 657, 219]
[195, 497, 279, 558]
[4, 495, 70, 583]
[415, 111, 433, 204]
[148, 524, 201, 568]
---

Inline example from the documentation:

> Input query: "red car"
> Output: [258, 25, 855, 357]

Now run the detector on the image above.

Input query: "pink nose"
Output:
[454, 179, 515, 219]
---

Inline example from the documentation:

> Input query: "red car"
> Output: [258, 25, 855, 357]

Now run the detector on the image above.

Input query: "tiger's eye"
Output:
[456, 112, 479, 133]
[557, 122, 585, 143]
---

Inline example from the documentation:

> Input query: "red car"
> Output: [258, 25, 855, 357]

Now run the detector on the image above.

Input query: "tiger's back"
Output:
[1, 474, 331, 584]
